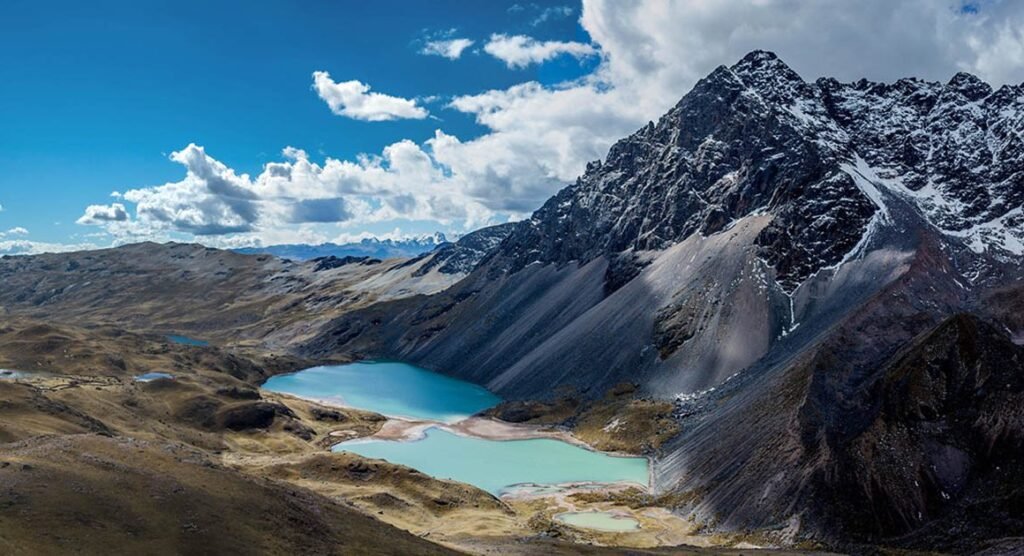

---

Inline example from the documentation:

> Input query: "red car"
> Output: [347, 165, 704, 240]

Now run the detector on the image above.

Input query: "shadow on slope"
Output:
[656, 240, 1024, 551]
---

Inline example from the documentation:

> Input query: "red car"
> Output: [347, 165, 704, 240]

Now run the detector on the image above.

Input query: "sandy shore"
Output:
[367, 415, 581, 443]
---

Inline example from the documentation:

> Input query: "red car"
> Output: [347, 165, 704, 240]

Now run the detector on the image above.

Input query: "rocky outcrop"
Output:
[656, 308, 1024, 550]
[495, 51, 1023, 290]
[819, 314, 1024, 543]
[412, 223, 517, 276]
[313, 255, 382, 271]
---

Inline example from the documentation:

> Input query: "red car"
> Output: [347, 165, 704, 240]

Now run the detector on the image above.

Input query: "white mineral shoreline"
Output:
[263, 389, 655, 492]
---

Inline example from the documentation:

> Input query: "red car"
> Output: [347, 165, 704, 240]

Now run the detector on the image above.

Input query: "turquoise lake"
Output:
[261, 361, 501, 423]
[135, 372, 174, 382]
[166, 335, 209, 346]
[334, 427, 649, 495]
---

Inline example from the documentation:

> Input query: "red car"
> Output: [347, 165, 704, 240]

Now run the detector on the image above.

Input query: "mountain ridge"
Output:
[307, 50, 1023, 401]
[233, 233, 449, 261]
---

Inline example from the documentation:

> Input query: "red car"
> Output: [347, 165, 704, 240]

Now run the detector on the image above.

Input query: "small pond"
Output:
[166, 335, 209, 347]
[555, 511, 641, 532]
[135, 372, 174, 382]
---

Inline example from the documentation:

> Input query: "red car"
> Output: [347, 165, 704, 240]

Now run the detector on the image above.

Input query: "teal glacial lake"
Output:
[261, 361, 501, 423]
[334, 427, 649, 495]
[166, 335, 209, 346]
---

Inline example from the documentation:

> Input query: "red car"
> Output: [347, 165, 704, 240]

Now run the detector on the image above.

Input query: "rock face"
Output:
[656, 309, 1024, 550]
[819, 72, 1024, 249]
[818, 314, 1024, 542]
[306, 51, 1024, 548]
[501, 51, 878, 292]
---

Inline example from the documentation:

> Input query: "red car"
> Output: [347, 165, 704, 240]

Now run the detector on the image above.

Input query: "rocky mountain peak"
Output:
[946, 71, 993, 101]
[730, 49, 812, 104]
[489, 50, 1024, 293]
[731, 49, 798, 80]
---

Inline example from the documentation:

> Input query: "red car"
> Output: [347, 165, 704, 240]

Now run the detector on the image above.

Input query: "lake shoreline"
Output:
[269, 388, 652, 461]
[261, 361, 655, 496]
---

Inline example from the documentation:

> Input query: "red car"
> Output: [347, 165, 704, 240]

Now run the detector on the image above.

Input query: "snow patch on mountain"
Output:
[842, 157, 893, 222]
[948, 206, 1024, 256]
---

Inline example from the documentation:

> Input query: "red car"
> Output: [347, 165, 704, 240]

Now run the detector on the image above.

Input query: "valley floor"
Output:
[0, 317, 829, 555]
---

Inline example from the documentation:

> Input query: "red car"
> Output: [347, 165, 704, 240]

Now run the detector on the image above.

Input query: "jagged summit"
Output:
[730, 49, 810, 101]
[494, 51, 1023, 292]
[736, 48, 781, 64]
[946, 70, 993, 100]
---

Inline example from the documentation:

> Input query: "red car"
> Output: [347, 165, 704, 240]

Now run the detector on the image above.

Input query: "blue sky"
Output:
[1, 0, 1021, 253]
[0, 0, 596, 248]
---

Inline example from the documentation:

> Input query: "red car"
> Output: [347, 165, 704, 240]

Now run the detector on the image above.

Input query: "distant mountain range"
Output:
[233, 233, 449, 261]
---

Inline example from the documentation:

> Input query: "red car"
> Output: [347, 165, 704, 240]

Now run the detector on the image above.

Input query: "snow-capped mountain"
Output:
[410, 223, 517, 276]
[312, 50, 1023, 397]
[308, 51, 1024, 547]
[501, 50, 1023, 291]
[233, 233, 449, 261]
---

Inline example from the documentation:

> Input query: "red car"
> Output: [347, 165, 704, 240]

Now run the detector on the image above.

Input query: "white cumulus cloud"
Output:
[421, 38, 475, 60]
[76, 203, 129, 225]
[77, 142, 500, 245]
[312, 71, 428, 121]
[483, 34, 597, 68]
[580, 0, 1024, 117]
